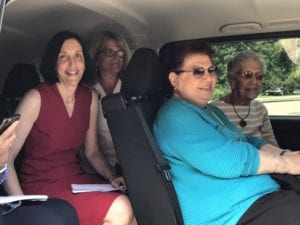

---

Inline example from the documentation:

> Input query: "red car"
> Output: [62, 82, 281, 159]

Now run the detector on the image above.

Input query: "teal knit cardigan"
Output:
[153, 98, 280, 225]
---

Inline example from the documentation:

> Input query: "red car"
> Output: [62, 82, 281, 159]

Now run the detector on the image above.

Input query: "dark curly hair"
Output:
[39, 31, 95, 84]
[159, 40, 214, 97]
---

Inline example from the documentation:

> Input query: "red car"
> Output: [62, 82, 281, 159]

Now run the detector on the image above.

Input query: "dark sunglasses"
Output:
[99, 48, 126, 58]
[241, 71, 264, 80]
[173, 66, 217, 77]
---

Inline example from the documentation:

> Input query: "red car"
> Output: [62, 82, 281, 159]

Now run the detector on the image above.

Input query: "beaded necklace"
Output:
[206, 104, 242, 141]
[173, 94, 243, 141]
[205, 105, 227, 128]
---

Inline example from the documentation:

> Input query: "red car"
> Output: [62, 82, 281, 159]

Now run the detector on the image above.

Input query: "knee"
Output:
[105, 195, 135, 224]
[113, 195, 134, 217]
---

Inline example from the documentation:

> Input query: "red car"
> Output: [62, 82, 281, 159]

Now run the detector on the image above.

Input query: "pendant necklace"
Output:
[206, 105, 227, 128]
[229, 95, 250, 128]
[206, 105, 242, 141]
[65, 97, 75, 104]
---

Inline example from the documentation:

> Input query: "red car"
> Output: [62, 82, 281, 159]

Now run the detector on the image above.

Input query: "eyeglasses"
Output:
[173, 66, 217, 77]
[99, 48, 126, 58]
[241, 71, 264, 80]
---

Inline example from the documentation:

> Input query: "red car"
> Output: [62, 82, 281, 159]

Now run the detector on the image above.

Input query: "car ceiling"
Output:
[0, 0, 300, 87]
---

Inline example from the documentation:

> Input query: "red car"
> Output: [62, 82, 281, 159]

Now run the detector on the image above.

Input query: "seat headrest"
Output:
[2, 63, 41, 98]
[121, 48, 161, 99]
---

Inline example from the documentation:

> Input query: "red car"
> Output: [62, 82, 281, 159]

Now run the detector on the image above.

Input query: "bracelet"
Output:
[0, 163, 7, 174]
[280, 149, 290, 156]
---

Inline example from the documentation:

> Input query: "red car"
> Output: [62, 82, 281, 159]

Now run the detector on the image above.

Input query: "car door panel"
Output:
[270, 116, 300, 150]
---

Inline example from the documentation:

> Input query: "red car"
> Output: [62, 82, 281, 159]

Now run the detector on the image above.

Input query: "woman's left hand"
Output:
[110, 176, 126, 192]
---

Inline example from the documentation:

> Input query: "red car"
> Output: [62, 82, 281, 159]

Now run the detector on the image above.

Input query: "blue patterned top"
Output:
[0, 166, 9, 185]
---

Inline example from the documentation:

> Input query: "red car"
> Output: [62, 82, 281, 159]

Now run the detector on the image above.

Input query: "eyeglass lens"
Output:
[242, 71, 263, 80]
[101, 48, 125, 58]
[173, 66, 217, 77]
[192, 66, 217, 76]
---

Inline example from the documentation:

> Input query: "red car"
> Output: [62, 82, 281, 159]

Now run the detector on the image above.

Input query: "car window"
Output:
[0, 0, 5, 32]
[211, 37, 300, 116]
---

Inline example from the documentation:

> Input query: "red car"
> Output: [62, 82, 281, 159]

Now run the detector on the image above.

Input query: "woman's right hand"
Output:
[280, 150, 300, 175]
[110, 176, 126, 192]
[0, 121, 18, 168]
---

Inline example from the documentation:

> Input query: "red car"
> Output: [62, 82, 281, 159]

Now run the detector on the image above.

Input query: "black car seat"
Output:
[102, 48, 184, 225]
[0, 63, 41, 120]
[0, 63, 40, 177]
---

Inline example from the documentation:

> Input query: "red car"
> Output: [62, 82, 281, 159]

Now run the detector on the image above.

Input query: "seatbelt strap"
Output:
[135, 106, 171, 180]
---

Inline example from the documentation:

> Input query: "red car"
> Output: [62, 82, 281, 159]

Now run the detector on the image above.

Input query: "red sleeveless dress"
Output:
[20, 83, 120, 225]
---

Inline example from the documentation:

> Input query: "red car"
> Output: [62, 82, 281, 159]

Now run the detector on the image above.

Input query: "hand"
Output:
[110, 176, 126, 192]
[280, 151, 300, 175]
[0, 121, 18, 168]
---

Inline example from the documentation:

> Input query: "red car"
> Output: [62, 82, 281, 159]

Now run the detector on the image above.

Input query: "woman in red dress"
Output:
[4, 31, 137, 225]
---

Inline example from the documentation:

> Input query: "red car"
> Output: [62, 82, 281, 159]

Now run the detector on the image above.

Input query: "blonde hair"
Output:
[89, 30, 131, 71]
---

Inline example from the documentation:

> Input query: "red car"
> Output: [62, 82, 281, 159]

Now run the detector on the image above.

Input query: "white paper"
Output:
[0, 195, 48, 204]
[71, 184, 118, 193]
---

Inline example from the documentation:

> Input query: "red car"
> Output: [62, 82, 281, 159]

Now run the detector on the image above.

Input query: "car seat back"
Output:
[0, 63, 40, 177]
[0, 63, 40, 119]
[102, 48, 184, 225]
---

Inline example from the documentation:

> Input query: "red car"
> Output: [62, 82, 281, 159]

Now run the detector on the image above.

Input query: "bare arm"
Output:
[0, 121, 18, 168]
[260, 105, 279, 147]
[0, 121, 19, 185]
[3, 89, 40, 195]
[84, 91, 124, 188]
[257, 144, 300, 175]
[259, 143, 282, 155]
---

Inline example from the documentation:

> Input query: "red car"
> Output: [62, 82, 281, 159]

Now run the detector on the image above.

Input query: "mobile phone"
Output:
[0, 114, 20, 135]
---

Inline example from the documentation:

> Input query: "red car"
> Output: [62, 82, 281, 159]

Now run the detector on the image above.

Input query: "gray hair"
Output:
[227, 50, 266, 83]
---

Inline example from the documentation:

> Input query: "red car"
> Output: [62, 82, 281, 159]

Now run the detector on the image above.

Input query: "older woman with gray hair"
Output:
[212, 50, 278, 146]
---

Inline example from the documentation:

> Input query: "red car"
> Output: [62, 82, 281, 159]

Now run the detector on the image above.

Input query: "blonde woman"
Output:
[89, 31, 131, 171]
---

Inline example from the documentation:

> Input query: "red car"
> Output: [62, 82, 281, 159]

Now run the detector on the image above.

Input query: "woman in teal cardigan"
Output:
[154, 40, 300, 225]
